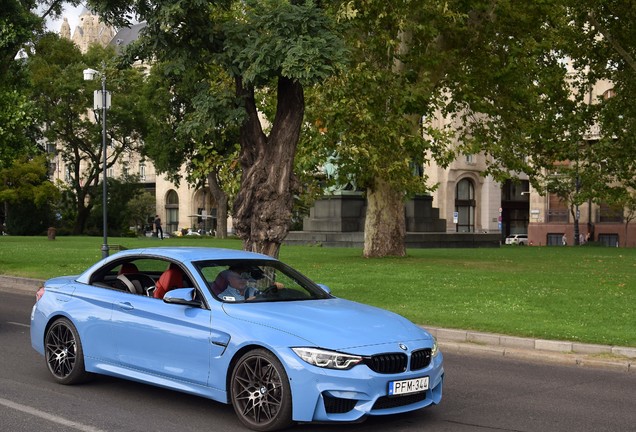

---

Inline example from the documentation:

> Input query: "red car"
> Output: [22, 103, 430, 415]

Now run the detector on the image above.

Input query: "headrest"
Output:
[118, 262, 139, 275]
[211, 270, 230, 295]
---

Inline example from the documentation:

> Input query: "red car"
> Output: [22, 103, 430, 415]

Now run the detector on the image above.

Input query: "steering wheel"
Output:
[253, 285, 280, 299]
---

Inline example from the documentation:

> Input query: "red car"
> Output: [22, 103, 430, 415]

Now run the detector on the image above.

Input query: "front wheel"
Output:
[44, 318, 90, 384]
[230, 349, 293, 431]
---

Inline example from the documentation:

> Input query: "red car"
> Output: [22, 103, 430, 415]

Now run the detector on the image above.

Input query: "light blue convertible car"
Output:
[31, 247, 443, 430]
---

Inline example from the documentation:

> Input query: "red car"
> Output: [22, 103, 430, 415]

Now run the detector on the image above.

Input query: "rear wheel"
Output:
[44, 318, 90, 384]
[230, 349, 293, 431]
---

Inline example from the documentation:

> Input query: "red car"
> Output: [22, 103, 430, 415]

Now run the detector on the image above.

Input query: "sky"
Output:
[45, 3, 84, 33]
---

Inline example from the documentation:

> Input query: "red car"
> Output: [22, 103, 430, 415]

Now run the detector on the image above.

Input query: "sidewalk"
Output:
[3, 275, 634, 373]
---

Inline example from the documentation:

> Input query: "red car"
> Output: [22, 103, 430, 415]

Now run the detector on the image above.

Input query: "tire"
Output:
[230, 349, 293, 431]
[44, 318, 90, 385]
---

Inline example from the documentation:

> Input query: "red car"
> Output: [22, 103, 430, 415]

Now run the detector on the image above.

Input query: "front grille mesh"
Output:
[410, 348, 432, 370]
[364, 349, 433, 374]
[373, 392, 428, 410]
[365, 353, 408, 374]
[323, 395, 357, 414]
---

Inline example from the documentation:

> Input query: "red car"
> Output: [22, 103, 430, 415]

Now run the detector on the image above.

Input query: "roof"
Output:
[110, 22, 146, 51]
[117, 247, 275, 262]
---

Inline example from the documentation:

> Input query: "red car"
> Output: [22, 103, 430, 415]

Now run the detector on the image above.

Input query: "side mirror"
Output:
[163, 288, 201, 307]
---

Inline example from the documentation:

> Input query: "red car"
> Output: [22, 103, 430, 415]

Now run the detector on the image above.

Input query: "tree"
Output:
[1, 1, 82, 169]
[140, 62, 241, 238]
[0, 156, 59, 234]
[262, 1, 636, 255]
[565, 1, 636, 204]
[307, 1, 598, 256]
[88, 174, 145, 236]
[126, 190, 155, 235]
[27, 34, 147, 233]
[90, 0, 347, 257]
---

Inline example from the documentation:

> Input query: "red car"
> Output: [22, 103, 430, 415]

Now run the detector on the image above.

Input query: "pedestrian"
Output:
[154, 214, 163, 240]
[562, 234, 567, 246]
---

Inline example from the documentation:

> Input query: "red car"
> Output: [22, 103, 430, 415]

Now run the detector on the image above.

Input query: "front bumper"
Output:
[282, 347, 444, 423]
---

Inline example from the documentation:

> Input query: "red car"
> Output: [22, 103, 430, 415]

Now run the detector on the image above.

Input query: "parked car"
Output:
[30, 247, 444, 431]
[505, 234, 528, 245]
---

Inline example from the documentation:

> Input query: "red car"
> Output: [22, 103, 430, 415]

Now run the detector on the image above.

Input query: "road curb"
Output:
[2, 275, 633, 372]
[426, 327, 634, 373]
[0, 275, 41, 294]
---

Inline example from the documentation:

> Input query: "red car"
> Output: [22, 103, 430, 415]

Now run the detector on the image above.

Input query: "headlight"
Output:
[431, 337, 439, 357]
[292, 347, 363, 370]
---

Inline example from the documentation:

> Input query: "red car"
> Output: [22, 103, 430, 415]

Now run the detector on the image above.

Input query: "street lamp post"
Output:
[83, 66, 111, 258]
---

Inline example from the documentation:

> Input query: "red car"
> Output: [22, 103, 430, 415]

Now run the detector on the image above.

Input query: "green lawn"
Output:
[1, 235, 634, 347]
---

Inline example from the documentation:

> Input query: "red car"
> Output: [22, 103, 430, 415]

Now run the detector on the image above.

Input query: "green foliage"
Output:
[5, 199, 55, 235]
[0, 156, 59, 234]
[1, 1, 83, 169]
[87, 175, 145, 236]
[222, 0, 346, 85]
[0, 156, 59, 205]
[0, 88, 36, 170]
[126, 191, 156, 234]
[26, 33, 147, 233]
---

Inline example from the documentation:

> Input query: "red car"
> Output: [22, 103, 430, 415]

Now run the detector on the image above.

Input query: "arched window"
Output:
[455, 179, 475, 232]
[165, 190, 179, 234]
[193, 188, 216, 234]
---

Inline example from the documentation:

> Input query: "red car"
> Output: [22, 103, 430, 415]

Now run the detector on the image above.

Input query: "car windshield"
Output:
[194, 259, 332, 303]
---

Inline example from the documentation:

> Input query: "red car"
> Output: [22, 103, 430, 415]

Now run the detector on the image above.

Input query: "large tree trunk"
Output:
[233, 76, 304, 258]
[206, 171, 228, 238]
[362, 28, 411, 257]
[73, 201, 91, 234]
[363, 179, 406, 257]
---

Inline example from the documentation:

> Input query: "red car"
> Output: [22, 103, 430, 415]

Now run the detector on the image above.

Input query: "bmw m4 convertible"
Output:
[31, 247, 443, 430]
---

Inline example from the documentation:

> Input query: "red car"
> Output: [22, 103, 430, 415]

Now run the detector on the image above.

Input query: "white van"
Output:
[505, 234, 528, 245]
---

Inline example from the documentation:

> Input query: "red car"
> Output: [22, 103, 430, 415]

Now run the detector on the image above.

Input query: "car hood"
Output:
[222, 298, 431, 350]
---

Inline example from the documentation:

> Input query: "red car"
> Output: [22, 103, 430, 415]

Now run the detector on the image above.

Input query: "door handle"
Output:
[116, 302, 134, 311]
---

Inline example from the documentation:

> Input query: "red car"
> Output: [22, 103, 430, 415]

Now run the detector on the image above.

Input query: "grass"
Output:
[1, 235, 635, 347]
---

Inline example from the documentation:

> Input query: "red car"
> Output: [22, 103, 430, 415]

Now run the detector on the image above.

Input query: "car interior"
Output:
[90, 259, 193, 298]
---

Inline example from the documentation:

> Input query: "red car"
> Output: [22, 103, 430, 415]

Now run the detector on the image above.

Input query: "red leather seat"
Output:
[153, 264, 184, 299]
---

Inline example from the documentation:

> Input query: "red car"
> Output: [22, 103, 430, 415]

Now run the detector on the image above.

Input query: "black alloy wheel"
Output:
[44, 318, 90, 384]
[231, 349, 293, 431]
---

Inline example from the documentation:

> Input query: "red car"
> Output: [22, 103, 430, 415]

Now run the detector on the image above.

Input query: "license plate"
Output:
[388, 376, 429, 396]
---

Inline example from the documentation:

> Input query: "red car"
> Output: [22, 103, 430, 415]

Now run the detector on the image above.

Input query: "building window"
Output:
[165, 190, 179, 234]
[602, 88, 615, 100]
[139, 160, 146, 181]
[455, 178, 475, 232]
[547, 193, 568, 223]
[464, 154, 474, 164]
[598, 233, 619, 247]
[599, 201, 623, 223]
[547, 233, 565, 246]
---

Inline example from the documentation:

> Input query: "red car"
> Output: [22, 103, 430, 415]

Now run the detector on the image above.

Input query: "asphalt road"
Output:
[2, 290, 635, 432]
